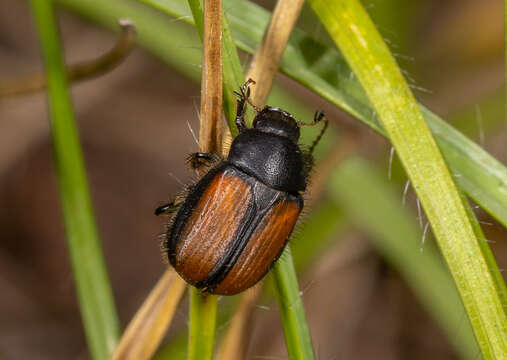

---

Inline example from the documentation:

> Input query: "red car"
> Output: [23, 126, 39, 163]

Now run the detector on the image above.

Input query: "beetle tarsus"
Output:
[155, 202, 179, 216]
[187, 152, 216, 170]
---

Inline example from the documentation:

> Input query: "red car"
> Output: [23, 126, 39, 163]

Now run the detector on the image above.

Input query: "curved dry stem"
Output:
[246, 0, 304, 107]
[215, 285, 263, 360]
[222, 0, 304, 153]
[110, 269, 186, 360]
[0, 19, 136, 97]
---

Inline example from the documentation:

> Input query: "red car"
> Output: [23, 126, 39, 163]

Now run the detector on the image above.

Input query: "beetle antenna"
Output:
[299, 111, 328, 154]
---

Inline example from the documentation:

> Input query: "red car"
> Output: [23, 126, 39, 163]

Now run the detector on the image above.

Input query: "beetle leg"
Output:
[234, 79, 262, 133]
[233, 90, 248, 133]
[186, 152, 217, 170]
[155, 201, 180, 216]
[233, 81, 252, 133]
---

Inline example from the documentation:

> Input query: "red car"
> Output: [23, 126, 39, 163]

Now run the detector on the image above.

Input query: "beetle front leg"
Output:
[233, 89, 248, 133]
[186, 152, 217, 170]
[233, 78, 259, 133]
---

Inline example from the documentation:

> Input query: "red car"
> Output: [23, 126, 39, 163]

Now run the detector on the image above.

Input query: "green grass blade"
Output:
[221, 11, 246, 133]
[57, 0, 507, 227]
[29, 1, 120, 359]
[329, 157, 479, 359]
[188, 289, 217, 360]
[271, 246, 315, 360]
[307, 0, 507, 358]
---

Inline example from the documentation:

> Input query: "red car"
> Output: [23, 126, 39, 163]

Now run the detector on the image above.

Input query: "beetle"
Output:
[155, 79, 328, 295]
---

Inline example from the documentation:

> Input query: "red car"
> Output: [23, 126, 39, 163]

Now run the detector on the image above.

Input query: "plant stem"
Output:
[29, 1, 120, 359]
[272, 247, 315, 360]
[0, 20, 135, 97]
[308, 0, 507, 358]
[188, 288, 218, 360]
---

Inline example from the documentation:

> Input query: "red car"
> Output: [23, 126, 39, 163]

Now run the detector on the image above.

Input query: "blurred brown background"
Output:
[0, 0, 505, 359]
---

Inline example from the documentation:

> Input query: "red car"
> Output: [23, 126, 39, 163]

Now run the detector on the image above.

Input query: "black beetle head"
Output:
[252, 106, 300, 143]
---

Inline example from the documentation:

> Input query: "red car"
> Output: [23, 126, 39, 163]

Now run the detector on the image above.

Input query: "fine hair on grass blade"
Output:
[328, 157, 480, 359]
[0, 19, 136, 97]
[28, 2, 120, 359]
[307, 0, 507, 358]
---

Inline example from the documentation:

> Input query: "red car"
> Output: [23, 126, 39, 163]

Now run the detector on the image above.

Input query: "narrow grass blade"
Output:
[329, 157, 479, 359]
[308, 0, 507, 358]
[29, 1, 120, 359]
[271, 246, 315, 360]
[188, 288, 218, 360]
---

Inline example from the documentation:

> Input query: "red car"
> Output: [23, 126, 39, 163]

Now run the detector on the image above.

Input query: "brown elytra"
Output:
[212, 199, 300, 295]
[172, 171, 251, 285]
[168, 165, 302, 295]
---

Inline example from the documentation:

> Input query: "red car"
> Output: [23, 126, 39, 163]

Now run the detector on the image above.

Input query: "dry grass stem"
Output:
[222, 0, 304, 153]
[109, 269, 186, 360]
[246, 0, 304, 106]
[0, 19, 136, 97]
[199, 0, 223, 154]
